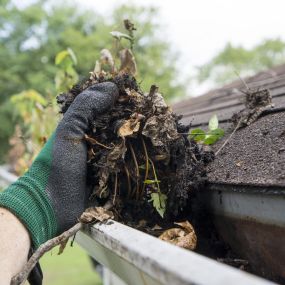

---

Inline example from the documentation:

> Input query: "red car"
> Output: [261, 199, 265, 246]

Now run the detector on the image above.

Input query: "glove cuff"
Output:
[0, 181, 57, 248]
[0, 135, 58, 248]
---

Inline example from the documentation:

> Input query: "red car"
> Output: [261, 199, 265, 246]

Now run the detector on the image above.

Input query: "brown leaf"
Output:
[80, 207, 114, 224]
[159, 220, 197, 250]
[119, 48, 137, 76]
[142, 111, 179, 147]
[100, 49, 115, 72]
[117, 113, 144, 138]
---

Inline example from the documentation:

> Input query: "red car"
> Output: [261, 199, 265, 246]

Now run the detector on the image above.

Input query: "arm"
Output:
[0, 208, 30, 284]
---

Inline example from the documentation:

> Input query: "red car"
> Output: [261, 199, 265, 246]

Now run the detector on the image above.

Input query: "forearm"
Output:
[0, 207, 30, 284]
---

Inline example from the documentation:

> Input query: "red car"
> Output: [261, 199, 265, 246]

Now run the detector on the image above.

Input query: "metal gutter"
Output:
[198, 184, 285, 282]
[76, 221, 276, 285]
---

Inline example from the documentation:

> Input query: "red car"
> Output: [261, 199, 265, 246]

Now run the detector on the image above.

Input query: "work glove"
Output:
[0, 82, 118, 249]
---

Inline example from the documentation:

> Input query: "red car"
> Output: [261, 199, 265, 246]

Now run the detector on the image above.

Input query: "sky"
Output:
[76, 0, 285, 95]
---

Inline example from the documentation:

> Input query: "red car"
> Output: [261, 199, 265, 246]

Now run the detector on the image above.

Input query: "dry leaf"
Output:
[80, 207, 114, 223]
[142, 111, 179, 147]
[117, 113, 144, 137]
[119, 48, 137, 76]
[100, 49, 115, 72]
[152, 224, 162, 230]
[159, 220, 197, 250]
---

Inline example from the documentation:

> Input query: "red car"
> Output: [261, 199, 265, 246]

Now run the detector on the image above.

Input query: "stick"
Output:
[215, 118, 242, 156]
[11, 201, 114, 285]
[112, 172, 118, 205]
[141, 138, 150, 198]
[129, 142, 140, 199]
[11, 223, 82, 285]
[124, 164, 132, 198]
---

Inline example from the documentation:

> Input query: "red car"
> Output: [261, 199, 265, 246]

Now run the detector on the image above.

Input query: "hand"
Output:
[0, 82, 119, 248]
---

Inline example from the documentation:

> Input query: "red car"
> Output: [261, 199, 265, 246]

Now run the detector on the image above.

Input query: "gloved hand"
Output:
[0, 82, 118, 249]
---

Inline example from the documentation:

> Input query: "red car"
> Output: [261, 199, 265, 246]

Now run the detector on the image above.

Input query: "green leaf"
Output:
[149, 192, 167, 218]
[67, 47, 77, 65]
[110, 31, 132, 41]
[208, 114, 219, 131]
[55, 50, 69, 65]
[204, 128, 225, 145]
[144, 179, 161, 184]
[189, 128, 206, 142]
[11, 90, 47, 106]
[55, 48, 77, 66]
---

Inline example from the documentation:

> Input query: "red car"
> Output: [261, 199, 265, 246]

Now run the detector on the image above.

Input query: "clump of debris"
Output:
[58, 73, 211, 217]
[56, 20, 213, 250]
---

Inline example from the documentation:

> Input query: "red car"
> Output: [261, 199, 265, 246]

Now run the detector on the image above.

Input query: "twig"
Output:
[234, 70, 250, 91]
[11, 223, 83, 285]
[11, 201, 114, 285]
[141, 138, 150, 198]
[148, 158, 160, 193]
[112, 172, 118, 205]
[124, 164, 132, 198]
[215, 118, 242, 156]
[84, 134, 113, 150]
[129, 142, 140, 200]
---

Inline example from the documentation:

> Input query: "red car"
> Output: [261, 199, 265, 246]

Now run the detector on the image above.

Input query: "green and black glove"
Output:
[0, 82, 118, 249]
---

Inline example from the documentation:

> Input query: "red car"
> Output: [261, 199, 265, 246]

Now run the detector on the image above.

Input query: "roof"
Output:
[173, 64, 285, 188]
[173, 64, 285, 128]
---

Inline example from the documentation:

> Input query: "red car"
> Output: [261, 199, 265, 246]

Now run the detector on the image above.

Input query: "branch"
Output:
[11, 223, 82, 285]
[11, 202, 114, 285]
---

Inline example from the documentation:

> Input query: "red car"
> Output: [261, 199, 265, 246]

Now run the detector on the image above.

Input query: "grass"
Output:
[40, 243, 102, 285]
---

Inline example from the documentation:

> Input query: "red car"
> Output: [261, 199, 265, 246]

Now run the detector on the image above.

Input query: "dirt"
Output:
[57, 73, 214, 230]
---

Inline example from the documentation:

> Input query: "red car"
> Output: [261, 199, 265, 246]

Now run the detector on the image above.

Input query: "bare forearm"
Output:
[0, 207, 30, 284]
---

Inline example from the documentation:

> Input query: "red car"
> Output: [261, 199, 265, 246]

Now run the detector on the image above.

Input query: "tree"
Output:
[197, 38, 285, 85]
[0, 0, 186, 162]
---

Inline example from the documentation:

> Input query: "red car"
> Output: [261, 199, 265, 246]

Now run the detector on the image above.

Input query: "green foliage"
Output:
[0, 1, 186, 161]
[208, 114, 218, 131]
[55, 48, 78, 92]
[144, 179, 161, 184]
[198, 39, 285, 85]
[189, 115, 224, 145]
[149, 192, 167, 218]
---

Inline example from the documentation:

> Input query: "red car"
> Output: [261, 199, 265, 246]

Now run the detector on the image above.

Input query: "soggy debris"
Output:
[159, 221, 197, 250]
[58, 71, 211, 224]
[232, 88, 274, 128]
[80, 207, 114, 223]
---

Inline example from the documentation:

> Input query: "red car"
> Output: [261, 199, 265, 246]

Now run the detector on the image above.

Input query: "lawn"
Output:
[40, 243, 102, 285]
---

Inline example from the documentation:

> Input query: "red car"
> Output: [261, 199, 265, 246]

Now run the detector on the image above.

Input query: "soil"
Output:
[57, 73, 214, 227]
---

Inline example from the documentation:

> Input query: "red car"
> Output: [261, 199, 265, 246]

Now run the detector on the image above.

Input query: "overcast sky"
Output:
[76, 0, 285, 95]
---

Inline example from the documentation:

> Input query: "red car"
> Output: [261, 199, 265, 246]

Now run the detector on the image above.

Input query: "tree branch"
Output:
[11, 223, 83, 285]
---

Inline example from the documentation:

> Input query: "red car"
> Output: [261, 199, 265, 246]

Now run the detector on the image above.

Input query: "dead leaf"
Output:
[119, 48, 137, 76]
[152, 224, 162, 230]
[80, 207, 114, 223]
[142, 111, 180, 147]
[151, 92, 168, 113]
[117, 113, 144, 137]
[159, 220, 197, 250]
[100, 49, 115, 72]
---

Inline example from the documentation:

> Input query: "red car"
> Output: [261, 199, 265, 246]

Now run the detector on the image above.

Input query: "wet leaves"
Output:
[79, 207, 114, 223]
[159, 221, 197, 250]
